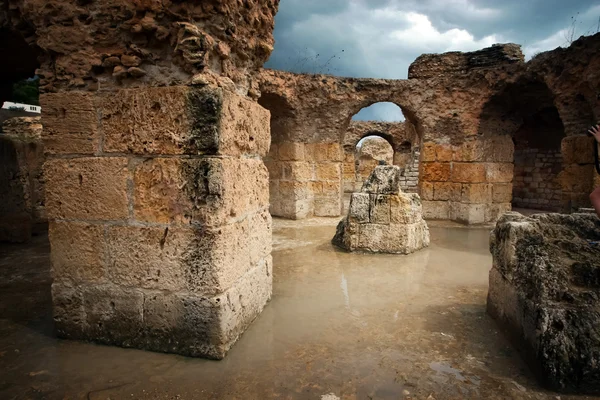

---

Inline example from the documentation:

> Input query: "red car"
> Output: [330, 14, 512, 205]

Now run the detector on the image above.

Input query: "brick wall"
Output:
[513, 148, 562, 211]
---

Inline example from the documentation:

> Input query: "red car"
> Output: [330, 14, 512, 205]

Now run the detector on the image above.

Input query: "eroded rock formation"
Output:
[0, 116, 44, 242]
[333, 166, 429, 254]
[488, 212, 600, 393]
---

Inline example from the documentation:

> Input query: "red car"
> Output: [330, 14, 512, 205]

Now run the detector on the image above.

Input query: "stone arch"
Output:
[479, 76, 569, 213]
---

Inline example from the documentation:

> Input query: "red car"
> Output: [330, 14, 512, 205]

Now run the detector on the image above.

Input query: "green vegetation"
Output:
[11, 77, 39, 106]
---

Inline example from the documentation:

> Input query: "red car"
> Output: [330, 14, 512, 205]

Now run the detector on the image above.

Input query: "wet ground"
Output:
[0, 218, 597, 399]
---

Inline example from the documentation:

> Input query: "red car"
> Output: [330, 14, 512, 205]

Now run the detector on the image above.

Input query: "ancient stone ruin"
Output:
[0, 116, 45, 242]
[333, 165, 430, 254]
[488, 212, 600, 393]
[0, 4, 600, 396]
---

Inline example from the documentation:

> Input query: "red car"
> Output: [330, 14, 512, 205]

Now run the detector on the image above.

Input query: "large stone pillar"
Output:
[44, 85, 272, 359]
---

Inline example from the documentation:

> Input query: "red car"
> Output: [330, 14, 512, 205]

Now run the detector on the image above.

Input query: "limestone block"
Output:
[282, 161, 313, 181]
[362, 166, 402, 194]
[486, 163, 514, 183]
[450, 202, 486, 224]
[461, 183, 493, 203]
[50, 221, 106, 285]
[421, 181, 434, 201]
[421, 142, 436, 162]
[100, 86, 269, 157]
[433, 182, 461, 201]
[314, 162, 341, 181]
[333, 166, 429, 254]
[421, 162, 451, 182]
[488, 212, 600, 393]
[133, 157, 268, 226]
[53, 251, 272, 360]
[370, 194, 391, 224]
[314, 197, 342, 217]
[349, 193, 370, 223]
[561, 135, 594, 164]
[435, 144, 453, 162]
[558, 164, 594, 193]
[45, 157, 129, 221]
[453, 136, 514, 163]
[304, 143, 340, 162]
[452, 163, 486, 183]
[278, 142, 305, 161]
[485, 203, 511, 222]
[422, 200, 450, 220]
[492, 183, 513, 203]
[40, 92, 99, 154]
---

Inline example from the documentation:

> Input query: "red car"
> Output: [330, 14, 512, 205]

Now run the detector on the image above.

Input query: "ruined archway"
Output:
[479, 78, 567, 213]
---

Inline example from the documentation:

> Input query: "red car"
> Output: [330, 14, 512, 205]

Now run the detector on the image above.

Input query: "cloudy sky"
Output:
[265, 0, 600, 121]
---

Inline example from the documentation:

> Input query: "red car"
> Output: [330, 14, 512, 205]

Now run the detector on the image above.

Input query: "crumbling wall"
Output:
[258, 35, 600, 224]
[1, 0, 279, 359]
[0, 116, 44, 242]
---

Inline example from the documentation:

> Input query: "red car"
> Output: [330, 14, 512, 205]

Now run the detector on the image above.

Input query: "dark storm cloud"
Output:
[265, 0, 600, 121]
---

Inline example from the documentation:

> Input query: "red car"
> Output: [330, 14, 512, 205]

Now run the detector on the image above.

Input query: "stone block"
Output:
[461, 183, 492, 204]
[485, 203, 511, 222]
[52, 284, 85, 339]
[453, 136, 513, 163]
[362, 165, 402, 194]
[488, 212, 600, 393]
[101, 86, 269, 157]
[40, 92, 99, 154]
[450, 202, 486, 224]
[558, 164, 594, 193]
[133, 157, 269, 226]
[282, 161, 313, 181]
[50, 221, 106, 284]
[433, 182, 462, 201]
[370, 194, 391, 224]
[486, 163, 514, 183]
[349, 193, 370, 223]
[452, 163, 486, 183]
[278, 142, 305, 161]
[106, 219, 262, 295]
[493, 183, 513, 203]
[435, 144, 453, 162]
[304, 143, 334, 162]
[266, 161, 283, 180]
[314, 197, 342, 217]
[45, 157, 129, 221]
[561, 135, 594, 164]
[278, 180, 311, 201]
[421, 162, 451, 182]
[390, 194, 422, 224]
[422, 200, 450, 220]
[420, 181, 434, 201]
[314, 162, 341, 181]
[421, 142, 436, 162]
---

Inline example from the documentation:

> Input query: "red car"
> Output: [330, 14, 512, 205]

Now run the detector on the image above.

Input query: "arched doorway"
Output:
[479, 78, 567, 214]
[342, 102, 421, 211]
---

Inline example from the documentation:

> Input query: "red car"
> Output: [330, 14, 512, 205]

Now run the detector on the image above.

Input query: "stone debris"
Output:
[488, 211, 600, 393]
[333, 165, 430, 254]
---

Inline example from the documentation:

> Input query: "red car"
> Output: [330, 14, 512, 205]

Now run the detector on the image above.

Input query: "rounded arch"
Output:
[479, 76, 569, 212]
[357, 130, 395, 150]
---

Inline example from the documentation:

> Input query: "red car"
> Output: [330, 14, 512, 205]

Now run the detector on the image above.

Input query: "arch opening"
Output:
[480, 78, 567, 213]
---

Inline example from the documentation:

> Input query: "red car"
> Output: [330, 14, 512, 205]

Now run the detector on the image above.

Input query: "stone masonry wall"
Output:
[513, 148, 563, 211]
[0, 116, 45, 242]
[266, 141, 342, 219]
[43, 85, 273, 359]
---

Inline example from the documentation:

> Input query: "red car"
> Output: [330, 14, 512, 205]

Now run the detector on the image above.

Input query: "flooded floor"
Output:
[0, 218, 596, 399]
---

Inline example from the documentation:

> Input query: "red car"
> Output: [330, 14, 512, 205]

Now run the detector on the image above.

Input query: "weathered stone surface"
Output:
[2, 0, 280, 94]
[52, 256, 272, 359]
[488, 212, 600, 393]
[101, 86, 269, 156]
[333, 166, 429, 254]
[40, 92, 99, 154]
[45, 157, 129, 221]
[133, 157, 269, 226]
